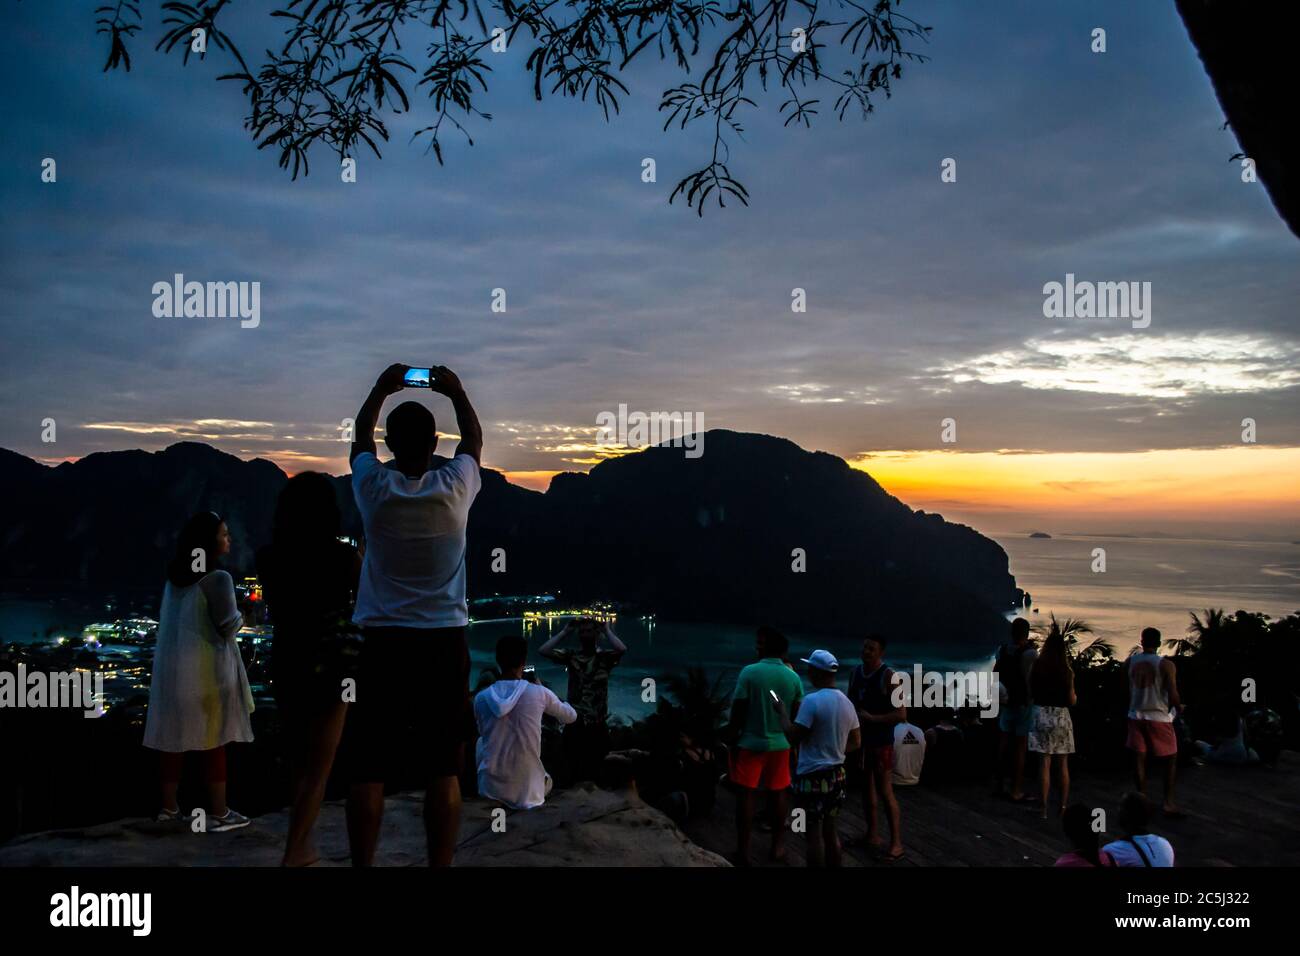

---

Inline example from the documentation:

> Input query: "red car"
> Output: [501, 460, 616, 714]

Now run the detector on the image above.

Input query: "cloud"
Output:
[935, 334, 1300, 398]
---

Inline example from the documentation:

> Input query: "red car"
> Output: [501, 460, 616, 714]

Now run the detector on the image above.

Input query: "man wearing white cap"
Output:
[771, 649, 861, 867]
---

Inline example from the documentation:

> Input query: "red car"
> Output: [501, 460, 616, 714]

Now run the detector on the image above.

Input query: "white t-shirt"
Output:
[892, 722, 926, 785]
[794, 687, 860, 775]
[1103, 834, 1175, 867]
[351, 452, 481, 628]
[474, 679, 577, 810]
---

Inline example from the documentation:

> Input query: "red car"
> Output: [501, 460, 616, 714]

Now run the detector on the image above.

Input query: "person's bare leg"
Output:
[1010, 735, 1027, 800]
[878, 764, 899, 858]
[1161, 757, 1180, 813]
[1058, 756, 1070, 813]
[161, 780, 180, 814]
[283, 702, 348, 867]
[1038, 754, 1050, 818]
[864, 765, 882, 849]
[346, 782, 384, 866]
[994, 732, 1008, 793]
[425, 775, 462, 866]
[207, 782, 229, 818]
[734, 787, 755, 865]
[824, 817, 842, 868]
[1133, 749, 1148, 794]
[804, 812, 825, 867]
[769, 788, 788, 862]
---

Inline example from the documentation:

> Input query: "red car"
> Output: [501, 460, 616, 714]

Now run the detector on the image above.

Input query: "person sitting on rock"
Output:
[474, 635, 577, 810]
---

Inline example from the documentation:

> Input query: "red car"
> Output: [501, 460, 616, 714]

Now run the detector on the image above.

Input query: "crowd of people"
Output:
[712, 621, 1183, 867]
[141, 363, 1188, 868]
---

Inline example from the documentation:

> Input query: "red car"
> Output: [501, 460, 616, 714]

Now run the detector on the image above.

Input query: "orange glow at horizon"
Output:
[502, 470, 562, 492]
[849, 446, 1300, 520]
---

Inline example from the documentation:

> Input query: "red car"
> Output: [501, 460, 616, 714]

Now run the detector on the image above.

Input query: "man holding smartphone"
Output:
[341, 363, 483, 866]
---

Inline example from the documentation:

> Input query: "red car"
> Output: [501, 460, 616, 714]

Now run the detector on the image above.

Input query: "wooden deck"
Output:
[683, 751, 1300, 867]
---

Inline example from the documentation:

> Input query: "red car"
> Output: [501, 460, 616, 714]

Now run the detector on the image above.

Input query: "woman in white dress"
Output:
[143, 511, 254, 831]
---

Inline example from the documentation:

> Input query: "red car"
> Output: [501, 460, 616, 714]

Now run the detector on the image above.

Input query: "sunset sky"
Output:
[2, 1, 1297, 540]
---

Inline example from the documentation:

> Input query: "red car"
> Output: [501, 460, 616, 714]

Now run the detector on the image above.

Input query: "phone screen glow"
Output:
[403, 368, 431, 388]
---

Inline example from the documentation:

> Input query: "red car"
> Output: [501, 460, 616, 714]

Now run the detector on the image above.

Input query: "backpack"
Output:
[998, 644, 1029, 705]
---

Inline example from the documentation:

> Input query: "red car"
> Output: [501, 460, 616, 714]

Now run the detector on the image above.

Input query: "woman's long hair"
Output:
[166, 511, 225, 588]
[1032, 628, 1072, 700]
[271, 472, 341, 555]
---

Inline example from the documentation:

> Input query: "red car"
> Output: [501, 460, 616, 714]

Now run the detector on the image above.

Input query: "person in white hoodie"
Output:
[474, 635, 577, 809]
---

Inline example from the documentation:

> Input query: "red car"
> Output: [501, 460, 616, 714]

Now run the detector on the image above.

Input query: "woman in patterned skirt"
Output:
[1028, 627, 1077, 818]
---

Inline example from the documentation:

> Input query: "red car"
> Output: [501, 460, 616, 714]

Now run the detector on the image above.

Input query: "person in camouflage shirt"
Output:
[540, 617, 627, 781]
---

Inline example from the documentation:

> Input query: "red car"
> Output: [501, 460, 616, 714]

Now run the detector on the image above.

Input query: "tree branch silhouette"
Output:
[97, 0, 930, 213]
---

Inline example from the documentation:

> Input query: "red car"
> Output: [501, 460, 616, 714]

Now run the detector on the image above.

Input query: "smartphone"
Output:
[523, 664, 536, 674]
[403, 367, 433, 388]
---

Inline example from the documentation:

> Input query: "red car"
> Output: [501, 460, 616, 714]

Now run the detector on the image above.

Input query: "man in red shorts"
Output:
[1126, 627, 1183, 816]
[724, 626, 803, 866]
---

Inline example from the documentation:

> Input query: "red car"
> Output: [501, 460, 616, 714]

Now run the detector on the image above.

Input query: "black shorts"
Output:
[339, 625, 470, 783]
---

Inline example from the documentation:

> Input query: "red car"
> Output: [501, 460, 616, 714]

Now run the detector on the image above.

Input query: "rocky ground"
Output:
[0, 783, 729, 867]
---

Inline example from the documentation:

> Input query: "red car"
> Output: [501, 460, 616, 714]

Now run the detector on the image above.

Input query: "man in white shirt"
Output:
[341, 363, 483, 867]
[474, 635, 577, 809]
[773, 649, 861, 867]
[1125, 627, 1184, 816]
[891, 721, 927, 786]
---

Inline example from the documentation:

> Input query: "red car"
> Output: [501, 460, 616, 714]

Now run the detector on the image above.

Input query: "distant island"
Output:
[0, 430, 1024, 643]
[1029, 531, 1052, 539]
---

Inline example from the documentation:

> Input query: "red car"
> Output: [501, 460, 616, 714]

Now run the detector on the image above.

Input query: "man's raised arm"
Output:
[350, 363, 408, 465]
[432, 366, 482, 464]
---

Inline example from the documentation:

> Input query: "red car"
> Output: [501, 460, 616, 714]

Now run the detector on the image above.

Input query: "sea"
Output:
[3, 533, 1298, 722]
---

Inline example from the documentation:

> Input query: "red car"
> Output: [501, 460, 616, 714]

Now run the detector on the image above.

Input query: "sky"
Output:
[1, 1, 1297, 540]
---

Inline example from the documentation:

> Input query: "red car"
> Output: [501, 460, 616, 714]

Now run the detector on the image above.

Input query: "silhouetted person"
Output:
[1125, 627, 1183, 816]
[1055, 804, 1116, 867]
[144, 511, 253, 831]
[341, 363, 483, 866]
[1102, 792, 1175, 867]
[256, 472, 361, 866]
[539, 616, 626, 782]
[1028, 628, 1077, 818]
[922, 711, 964, 786]
[847, 634, 905, 861]
[474, 635, 576, 809]
[724, 626, 803, 866]
[993, 618, 1037, 801]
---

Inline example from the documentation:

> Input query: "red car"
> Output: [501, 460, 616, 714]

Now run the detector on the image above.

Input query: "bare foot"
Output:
[851, 834, 885, 852]
[283, 844, 321, 867]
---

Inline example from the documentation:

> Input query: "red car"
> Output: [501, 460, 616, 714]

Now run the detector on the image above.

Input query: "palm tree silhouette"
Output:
[1169, 607, 1228, 656]
[1045, 614, 1097, 661]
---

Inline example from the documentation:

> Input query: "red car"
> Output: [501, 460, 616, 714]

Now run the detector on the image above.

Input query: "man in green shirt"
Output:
[725, 626, 804, 865]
